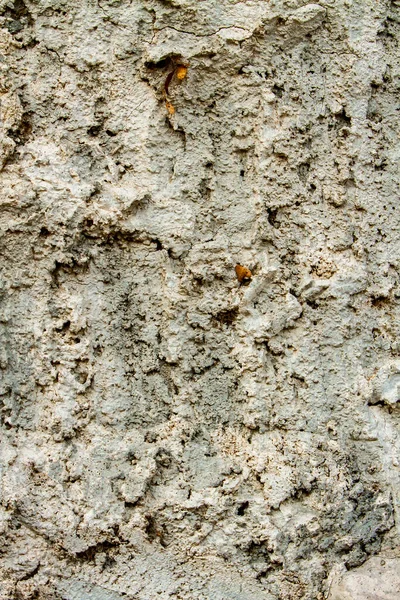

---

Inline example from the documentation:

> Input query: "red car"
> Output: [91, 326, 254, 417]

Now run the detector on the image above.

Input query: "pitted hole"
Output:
[272, 84, 284, 98]
[151, 238, 163, 251]
[77, 371, 88, 384]
[214, 307, 239, 326]
[145, 515, 167, 547]
[55, 320, 70, 333]
[267, 208, 278, 227]
[3, 0, 33, 34]
[144, 57, 172, 70]
[298, 162, 310, 183]
[371, 295, 390, 308]
[93, 345, 103, 357]
[305, 298, 318, 309]
[375, 159, 387, 171]
[13, 112, 33, 142]
[238, 501, 249, 516]
[75, 540, 118, 562]
[88, 125, 102, 136]
[334, 108, 352, 129]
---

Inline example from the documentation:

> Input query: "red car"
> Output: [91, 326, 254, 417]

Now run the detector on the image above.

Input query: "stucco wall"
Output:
[0, 1, 399, 598]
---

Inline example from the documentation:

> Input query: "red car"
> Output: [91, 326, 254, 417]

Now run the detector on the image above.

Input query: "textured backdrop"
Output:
[0, 0, 399, 598]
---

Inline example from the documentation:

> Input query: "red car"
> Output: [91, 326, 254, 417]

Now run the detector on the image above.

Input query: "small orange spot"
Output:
[176, 65, 188, 81]
[165, 100, 175, 115]
[235, 264, 252, 283]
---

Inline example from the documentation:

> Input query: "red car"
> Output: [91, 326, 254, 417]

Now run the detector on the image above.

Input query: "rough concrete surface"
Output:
[328, 556, 400, 600]
[0, 0, 399, 598]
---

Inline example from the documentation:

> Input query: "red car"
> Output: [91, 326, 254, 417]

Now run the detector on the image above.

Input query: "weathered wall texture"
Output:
[0, 0, 400, 598]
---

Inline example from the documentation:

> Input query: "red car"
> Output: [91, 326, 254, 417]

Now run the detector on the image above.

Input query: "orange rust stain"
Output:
[176, 65, 188, 81]
[235, 264, 252, 283]
[165, 100, 175, 115]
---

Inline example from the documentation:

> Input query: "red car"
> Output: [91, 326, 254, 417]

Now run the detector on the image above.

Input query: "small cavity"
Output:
[237, 501, 249, 516]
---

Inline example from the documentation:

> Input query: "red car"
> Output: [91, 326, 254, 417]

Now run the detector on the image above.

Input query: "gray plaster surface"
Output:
[0, 0, 399, 598]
